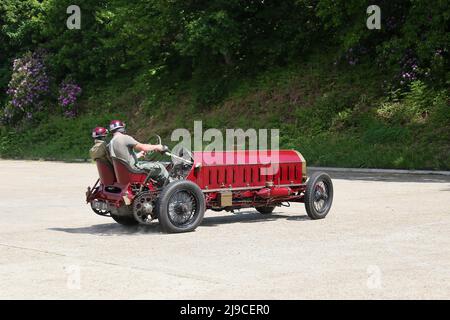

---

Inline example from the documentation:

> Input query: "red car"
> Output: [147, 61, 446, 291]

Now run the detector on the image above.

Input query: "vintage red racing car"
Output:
[86, 141, 333, 233]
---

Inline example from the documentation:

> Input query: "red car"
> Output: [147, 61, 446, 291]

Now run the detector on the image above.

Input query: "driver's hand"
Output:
[154, 144, 164, 152]
[136, 151, 145, 159]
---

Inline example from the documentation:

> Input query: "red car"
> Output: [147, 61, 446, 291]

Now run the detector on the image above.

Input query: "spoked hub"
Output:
[313, 181, 329, 213]
[132, 192, 157, 225]
[168, 190, 198, 227]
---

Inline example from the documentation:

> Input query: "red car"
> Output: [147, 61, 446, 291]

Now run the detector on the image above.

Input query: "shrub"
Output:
[3, 50, 49, 124]
[376, 80, 435, 124]
[331, 108, 354, 131]
[58, 79, 82, 117]
[429, 90, 450, 127]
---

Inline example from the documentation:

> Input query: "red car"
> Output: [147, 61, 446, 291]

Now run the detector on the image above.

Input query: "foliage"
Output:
[316, 0, 449, 87]
[0, 1, 449, 169]
[0, 112, 123, 159]
[376, 80, 445, 125]
[3, 50, 49, 124]
[58, 79, 82, 117]
[0, 0, 45, 106]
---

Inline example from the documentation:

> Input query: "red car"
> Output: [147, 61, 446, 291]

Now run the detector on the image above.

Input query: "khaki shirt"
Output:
[109, 134, 139, 167]
[90, 140, 112, 164]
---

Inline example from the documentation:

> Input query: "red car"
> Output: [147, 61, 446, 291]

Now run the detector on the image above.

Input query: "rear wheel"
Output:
[111, 214, 138, 226]
[304, 172, 333, 219]
[91, 207, 110, 216]
[90, 201, 110, 216]
[157, 180, 205, 233]
[256, 206, 275, 214]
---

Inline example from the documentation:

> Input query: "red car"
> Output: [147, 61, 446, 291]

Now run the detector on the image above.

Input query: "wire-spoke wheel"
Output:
[304, 172, 333, 219]
[167, 190, 197, 226]
[157, 180, 205, 233]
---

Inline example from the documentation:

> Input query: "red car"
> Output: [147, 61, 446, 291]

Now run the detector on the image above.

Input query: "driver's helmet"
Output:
[92, 126, 108, 139]
[109, 120, 125, 132]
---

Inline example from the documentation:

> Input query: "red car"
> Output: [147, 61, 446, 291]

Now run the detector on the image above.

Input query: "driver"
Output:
[89, 127, 112, 164]
[108, 120, 169, 186]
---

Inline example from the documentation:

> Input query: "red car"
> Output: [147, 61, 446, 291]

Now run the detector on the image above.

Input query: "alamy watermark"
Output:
[367, 5, 381, 30]
[66, 5, 81, 30]
[67, 5, 381, 31]
[64, 264, 81, 290]
[170, 121, 281, 175]
[366, 265, 382, 289]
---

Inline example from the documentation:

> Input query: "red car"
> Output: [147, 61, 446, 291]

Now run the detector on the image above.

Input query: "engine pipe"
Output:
[256, 187, 292, 199]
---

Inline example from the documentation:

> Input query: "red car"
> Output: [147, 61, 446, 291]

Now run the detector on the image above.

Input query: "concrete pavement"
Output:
[0, 160, 449, 299]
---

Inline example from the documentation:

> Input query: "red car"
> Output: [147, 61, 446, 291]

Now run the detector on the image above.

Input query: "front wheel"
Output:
[304, 172, 333, 219]
[156, 180, 205, 233]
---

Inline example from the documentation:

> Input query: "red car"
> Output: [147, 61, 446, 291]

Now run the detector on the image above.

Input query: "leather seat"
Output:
[96, 159, 116, 185]
[111, 157, 145, 185]
[112, 157, 147, 174]
[112, 157, 172, 185]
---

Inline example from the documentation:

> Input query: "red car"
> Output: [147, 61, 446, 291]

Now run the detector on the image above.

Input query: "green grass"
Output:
[1, 54, 449, 170]
[1, 112, 124, 160]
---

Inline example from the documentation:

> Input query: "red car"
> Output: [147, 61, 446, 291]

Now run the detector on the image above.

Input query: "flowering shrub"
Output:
[4, 51, 49, 123]
[376, 80, 436, 125]
[398, 49, 420, 86]
[58, 79, 82, 117]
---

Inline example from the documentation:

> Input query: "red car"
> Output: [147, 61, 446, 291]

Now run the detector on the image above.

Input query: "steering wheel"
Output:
[145, 134, 192, 164]
[149, 134, 162, 146]
[142, 134, 163, 159]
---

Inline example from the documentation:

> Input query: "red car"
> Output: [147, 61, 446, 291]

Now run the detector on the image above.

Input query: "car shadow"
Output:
[202, 210, 310, 227]
[49, 211, 311, 235]
[49, 222, 162, 236]
[310, 170, 450, 183]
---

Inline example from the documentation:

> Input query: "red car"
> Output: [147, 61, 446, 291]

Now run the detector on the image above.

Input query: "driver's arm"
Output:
[134, 143, 163, 153]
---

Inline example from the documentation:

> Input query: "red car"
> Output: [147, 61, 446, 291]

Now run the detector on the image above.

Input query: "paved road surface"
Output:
[0, 160, 449, 299]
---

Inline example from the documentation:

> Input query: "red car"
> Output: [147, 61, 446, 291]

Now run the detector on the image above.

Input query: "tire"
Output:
[304, 172, 333, 220]
[256, 206, 275, 214]
[111, 214, 138, 226]
[157, 180, 205, 233]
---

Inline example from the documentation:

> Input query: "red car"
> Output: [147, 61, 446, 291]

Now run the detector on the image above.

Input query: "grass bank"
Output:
[1, 55, 449, 169]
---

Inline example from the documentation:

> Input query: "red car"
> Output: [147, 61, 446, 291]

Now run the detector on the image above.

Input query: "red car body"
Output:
[86, 149, 333, 233]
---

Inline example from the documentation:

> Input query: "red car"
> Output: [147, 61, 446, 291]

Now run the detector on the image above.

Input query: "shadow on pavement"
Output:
[49, 211, 311, 235]
[201, 211, 310, 227]
[310, 170, 450, 183]
[49, 222, 161, 236]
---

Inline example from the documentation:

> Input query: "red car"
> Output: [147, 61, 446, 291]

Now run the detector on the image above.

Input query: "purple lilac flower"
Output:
[58, 79, 82, 117]
[396, 50, 421, 86]
[6, 50, 49, 119]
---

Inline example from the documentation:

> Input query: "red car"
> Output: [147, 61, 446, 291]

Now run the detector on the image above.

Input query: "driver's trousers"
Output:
[135, 161, 169, 185]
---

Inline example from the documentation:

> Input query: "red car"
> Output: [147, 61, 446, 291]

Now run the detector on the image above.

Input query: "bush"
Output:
[376, 80, 442, 125]
[429, 90, 450, 127]
[3, 50, 49, 125]
[58, 78, 82, 117]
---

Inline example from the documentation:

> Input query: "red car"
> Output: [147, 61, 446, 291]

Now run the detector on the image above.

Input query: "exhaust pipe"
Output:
[256, 187, 292, 198]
